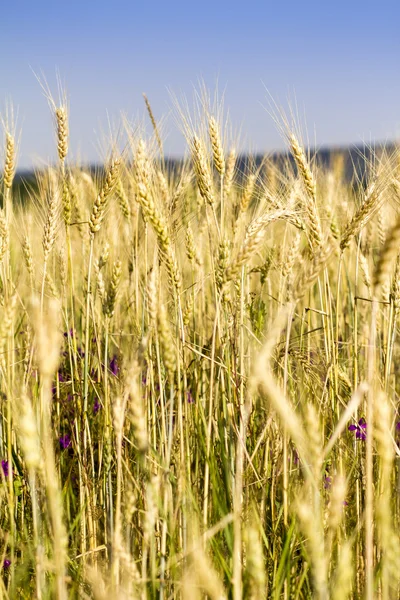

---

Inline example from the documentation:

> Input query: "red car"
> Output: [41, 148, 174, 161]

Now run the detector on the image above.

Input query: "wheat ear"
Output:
[340, 179, 385, 250]
[89, 157, 121, 235]
[240, 173, 256, 213]
[373, 212, 400, 291]
[143, 93, 163, 155]
[223, 147, 236, 197]
[289, 134, 316, 200]
[0, 210, 9, 262]
[42, 185, 59, 261]
[289, 135, 322, 247]
[103, 260, 122, 318]
[225, 209, 290, 282]
[137, 181, 181, 291]
[4, 133, 15, 189]
[115, 178, 131, 221]
[56, 107, 69, 162]
[208, 116, 225, 176]
[191, 135, 215, 205]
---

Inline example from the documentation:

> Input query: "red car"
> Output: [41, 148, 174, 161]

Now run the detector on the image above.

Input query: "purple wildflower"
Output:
[90, 368, 100, 383]
[1, 460, 9, 478]
[348, 417, 367, 441]
[64, 328, 74, 339]
[93, 398, 101, 415]
[324, 476, 332, 490]
[187, 391, 194, 404]
[110, 355, 119, 376]
[59, 434, 71, 450]
[292, 449, 300, 465]
[3, 559, 10, 570]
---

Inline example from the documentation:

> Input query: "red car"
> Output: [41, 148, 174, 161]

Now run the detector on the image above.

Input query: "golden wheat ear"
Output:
[191, 134, 215, 206]
[4, 132, 15, 189]
[208, 116, 225, 176]
[55, 106, 69, 162]
[88, 156, 121, 235]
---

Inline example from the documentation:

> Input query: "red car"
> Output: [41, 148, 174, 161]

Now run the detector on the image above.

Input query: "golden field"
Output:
[0, 91, 399, 599]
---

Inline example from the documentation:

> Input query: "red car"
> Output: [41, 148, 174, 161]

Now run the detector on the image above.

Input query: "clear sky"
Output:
[2, 0, 400, 168]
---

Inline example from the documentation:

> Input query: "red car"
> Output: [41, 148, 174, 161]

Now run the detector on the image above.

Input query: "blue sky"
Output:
[2, 0, 400, 168]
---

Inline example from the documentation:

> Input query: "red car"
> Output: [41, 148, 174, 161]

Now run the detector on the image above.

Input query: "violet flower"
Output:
[3, 559, 10, 570]
[59, 435, 71, 450]
[90, 368, 100, 383]
[1, 460, 9, 478]
[348, 417, 367, 441]
[110, 355, 119, 376]
[93, 398, 101, 415]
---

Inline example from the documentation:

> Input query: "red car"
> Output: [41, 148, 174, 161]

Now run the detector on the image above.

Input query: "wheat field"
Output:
[0, 91, 400, 599]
